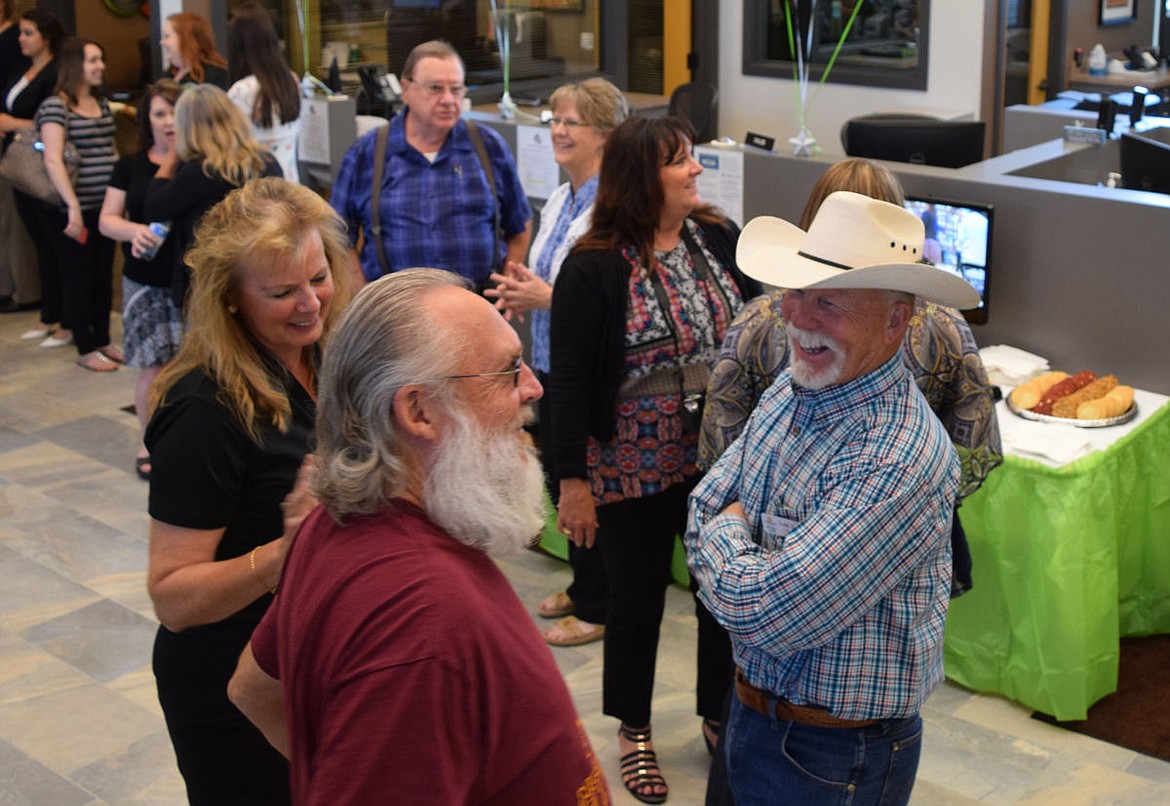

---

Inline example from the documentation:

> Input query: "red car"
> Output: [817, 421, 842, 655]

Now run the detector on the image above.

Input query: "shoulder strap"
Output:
[464, 120, 501, 272]
[369, 123, 391, 278]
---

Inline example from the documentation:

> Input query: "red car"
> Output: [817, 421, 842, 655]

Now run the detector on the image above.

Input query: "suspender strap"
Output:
[369, 123, 391, 278]
[465, 120, 501, 273]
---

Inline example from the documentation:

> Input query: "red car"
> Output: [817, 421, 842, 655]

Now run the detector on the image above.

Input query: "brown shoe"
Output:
[537, 590, 575, 619]
[543, 615, 604, 647]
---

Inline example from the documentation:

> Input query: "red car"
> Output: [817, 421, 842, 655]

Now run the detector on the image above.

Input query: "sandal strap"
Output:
[620, 749, 660, 768]
[619, 723, 653, 743]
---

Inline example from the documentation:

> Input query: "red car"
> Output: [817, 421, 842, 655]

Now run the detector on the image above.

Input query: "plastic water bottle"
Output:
[139, 221, 171, 261]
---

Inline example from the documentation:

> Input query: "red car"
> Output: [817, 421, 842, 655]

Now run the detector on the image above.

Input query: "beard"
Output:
[787, 322, 846, 390]
[422, 405, 547, 557]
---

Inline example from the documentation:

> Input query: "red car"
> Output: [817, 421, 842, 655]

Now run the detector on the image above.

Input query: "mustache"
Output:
[788, 324, 841, 352]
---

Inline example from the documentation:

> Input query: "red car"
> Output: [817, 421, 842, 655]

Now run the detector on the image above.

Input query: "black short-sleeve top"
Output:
[145, 357, 316, 618]
[108, 151, 174, 286]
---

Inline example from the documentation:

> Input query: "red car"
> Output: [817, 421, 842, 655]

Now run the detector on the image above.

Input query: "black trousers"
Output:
[565, 537, 608, 625]
[12, 190, 64, 327]
[42, 206, 114, 355]
[597, 478, 734, 726]
[154, 620, 290, 806]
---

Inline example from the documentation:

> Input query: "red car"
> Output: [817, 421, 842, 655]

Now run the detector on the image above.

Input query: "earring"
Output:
[228, 304, 238, 314]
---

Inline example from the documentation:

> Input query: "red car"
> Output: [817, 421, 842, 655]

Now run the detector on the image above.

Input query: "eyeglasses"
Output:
[548, 116, 589, 129]
[409, 360, 524, 388]
[407, 79, 467, 99]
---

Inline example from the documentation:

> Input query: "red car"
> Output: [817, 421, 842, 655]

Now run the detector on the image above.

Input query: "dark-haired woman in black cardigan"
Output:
[548, 114, 758, 805]
[0, 8, 62, 324]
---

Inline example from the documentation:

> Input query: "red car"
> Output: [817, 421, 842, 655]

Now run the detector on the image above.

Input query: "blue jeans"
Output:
[724, 695, 923, 805]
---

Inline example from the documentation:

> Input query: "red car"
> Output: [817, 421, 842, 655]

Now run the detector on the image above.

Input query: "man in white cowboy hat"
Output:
[684, 190, 980, 805]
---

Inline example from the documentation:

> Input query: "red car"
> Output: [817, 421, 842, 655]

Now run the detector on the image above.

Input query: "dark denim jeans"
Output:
[724, 696, 923, 805]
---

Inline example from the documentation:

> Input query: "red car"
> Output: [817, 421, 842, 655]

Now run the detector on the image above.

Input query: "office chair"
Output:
[669, 82, 719, 143]
[841, 114, 986, 169]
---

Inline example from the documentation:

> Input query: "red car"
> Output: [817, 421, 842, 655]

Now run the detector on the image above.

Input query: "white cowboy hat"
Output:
[737, 191, 981, 310]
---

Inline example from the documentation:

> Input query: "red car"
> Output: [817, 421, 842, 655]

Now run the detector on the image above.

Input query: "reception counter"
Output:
[944, 390, 1170, 720]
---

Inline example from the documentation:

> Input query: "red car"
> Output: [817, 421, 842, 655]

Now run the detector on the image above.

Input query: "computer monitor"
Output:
[844, 118, 986, 169]
[1119, 129, 1170, 195]
[903, 196, 994, 325]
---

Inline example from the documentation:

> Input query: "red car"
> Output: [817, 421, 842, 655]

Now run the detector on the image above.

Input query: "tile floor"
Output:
[2, 308, 1170, 805]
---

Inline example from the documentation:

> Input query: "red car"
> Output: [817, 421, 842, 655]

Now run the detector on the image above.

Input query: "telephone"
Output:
[382, 72, 402, 98]
[358, 65, 400, 103]
[357, 65, 402, 118]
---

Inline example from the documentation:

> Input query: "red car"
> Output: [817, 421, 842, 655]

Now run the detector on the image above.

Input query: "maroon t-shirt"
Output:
[251, 501, 609, 805]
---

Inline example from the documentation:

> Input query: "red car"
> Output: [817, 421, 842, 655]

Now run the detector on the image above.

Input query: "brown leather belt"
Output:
[735, 668, 879, 729]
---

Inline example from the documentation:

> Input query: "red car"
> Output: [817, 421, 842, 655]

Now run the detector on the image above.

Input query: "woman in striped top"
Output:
[36, 37, 120, 371]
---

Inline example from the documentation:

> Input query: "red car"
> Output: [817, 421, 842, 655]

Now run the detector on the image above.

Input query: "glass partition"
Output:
[300, 0, 600, 101]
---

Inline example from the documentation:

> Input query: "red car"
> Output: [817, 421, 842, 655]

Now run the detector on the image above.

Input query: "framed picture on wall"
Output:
[1100, 0, 1138, 26]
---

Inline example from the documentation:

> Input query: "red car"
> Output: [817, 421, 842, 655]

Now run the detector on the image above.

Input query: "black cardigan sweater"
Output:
[1, 57, 57, 148]
[547, 219, 759, 482]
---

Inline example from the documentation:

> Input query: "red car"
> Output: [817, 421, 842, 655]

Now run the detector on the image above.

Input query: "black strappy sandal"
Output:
[618, 723, 668, 804]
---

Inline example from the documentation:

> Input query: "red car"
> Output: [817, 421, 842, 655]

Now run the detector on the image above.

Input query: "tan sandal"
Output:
[76, 351, 119, 372]
[543, 615, 604, 647]
[619, 723, 667, 804]
[537, 590, 575, 619]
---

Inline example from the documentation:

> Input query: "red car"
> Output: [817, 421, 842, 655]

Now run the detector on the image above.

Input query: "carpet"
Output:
[1033, 635, 1170, 762]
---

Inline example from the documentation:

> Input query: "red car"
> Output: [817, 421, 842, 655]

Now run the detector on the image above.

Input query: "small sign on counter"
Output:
[693, 145, 744, 226]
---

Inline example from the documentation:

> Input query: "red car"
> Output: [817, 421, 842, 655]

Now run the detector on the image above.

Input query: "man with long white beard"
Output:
[685, 192, 981, 806]
[228, 269, 609, 805]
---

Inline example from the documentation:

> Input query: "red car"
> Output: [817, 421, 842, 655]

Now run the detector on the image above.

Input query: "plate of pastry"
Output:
[1006, 371, 1137, 427]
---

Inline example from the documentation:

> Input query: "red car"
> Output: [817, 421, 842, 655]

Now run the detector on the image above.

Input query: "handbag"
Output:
[0, 113, 80, 207]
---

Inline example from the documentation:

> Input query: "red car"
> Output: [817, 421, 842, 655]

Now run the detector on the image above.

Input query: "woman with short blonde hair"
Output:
[486, 76, 629, 650]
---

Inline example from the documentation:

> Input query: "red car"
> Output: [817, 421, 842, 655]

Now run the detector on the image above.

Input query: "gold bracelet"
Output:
[249, 546, 278, 595]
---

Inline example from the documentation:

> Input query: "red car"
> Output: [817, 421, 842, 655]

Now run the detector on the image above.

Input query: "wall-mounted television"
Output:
[903, 196, 994, 325]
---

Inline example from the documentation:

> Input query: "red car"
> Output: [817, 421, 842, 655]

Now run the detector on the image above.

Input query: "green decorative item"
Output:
[490, 0, 517, 118]
[293, 0, 333, 96]
[782, 0, 863, 156]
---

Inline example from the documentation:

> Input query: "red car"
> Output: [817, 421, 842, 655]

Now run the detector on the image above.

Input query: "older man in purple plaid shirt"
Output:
[685, 192, 981, 806]
[330, 41, 531, 288]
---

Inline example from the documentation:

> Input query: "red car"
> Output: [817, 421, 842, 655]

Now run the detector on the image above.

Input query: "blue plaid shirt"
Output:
[685, 354, 958, 720]
[330, 111, 532, 283]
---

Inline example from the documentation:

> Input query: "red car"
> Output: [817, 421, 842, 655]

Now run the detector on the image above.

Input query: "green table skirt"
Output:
[944, 401, 1170, 720]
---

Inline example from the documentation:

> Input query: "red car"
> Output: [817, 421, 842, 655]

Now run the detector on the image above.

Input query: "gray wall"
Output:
[474, 115, 1170, 395]
[740, 146, 1170, 395]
